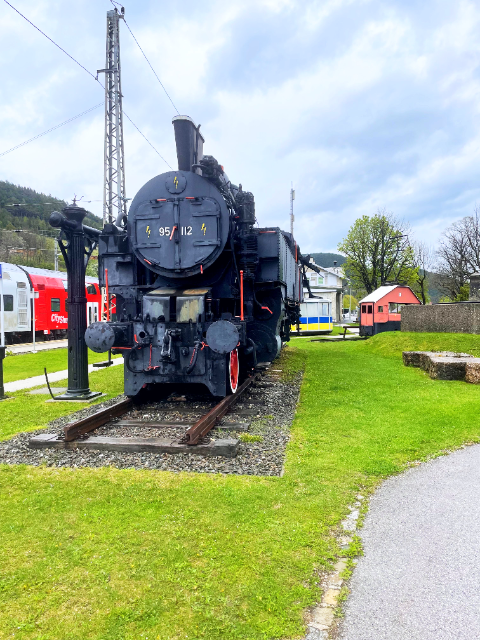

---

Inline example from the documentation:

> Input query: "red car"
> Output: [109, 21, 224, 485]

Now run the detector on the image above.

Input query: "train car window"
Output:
[367, 305, 373, 314]
[3, 295, 13, 312]
[51, 298, 61, 312]
[86, 284, 97, 295]
[378, 305, 384, 312]
[361, 305, 366, 313]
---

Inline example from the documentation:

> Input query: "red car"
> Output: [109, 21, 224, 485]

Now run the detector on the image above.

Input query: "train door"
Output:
[87, 302, 99, 326]
[16, 282, 28, 330]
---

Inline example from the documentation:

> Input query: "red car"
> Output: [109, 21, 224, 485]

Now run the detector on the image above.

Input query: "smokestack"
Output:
[172, 116, 204, 174]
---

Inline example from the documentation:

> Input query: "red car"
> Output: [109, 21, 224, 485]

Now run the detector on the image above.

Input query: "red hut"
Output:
[359, 285, 420, 336]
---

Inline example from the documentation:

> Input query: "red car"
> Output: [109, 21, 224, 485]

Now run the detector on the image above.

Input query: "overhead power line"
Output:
[3, 0, 101, 85]
[123, 112, 172, 168]
[123, 19, 180, 115]
[3, 0, 173, 167]
[0, 103, 104, 158]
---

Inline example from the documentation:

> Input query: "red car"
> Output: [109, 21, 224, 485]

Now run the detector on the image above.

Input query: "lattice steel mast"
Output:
[98, 7, 127, 225]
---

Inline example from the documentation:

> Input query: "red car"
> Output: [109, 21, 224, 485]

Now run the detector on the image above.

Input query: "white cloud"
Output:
[1, 0, 480, 255]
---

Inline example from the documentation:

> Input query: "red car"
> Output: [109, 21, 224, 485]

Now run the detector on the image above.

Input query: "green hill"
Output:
[309, 252, 346, 268]
[0, 181, 102, 272]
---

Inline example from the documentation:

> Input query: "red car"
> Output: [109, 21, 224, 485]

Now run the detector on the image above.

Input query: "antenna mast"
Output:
[290, 183, 295, 236]
[98, 7, 127, 225]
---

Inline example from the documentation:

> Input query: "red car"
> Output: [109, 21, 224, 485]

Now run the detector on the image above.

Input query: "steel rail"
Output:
[183, 374, 260, 445]
[64, 398, 133, 442]
[63, 373, 260, 445]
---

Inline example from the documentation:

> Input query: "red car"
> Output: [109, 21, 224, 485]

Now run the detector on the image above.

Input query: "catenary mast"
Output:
[98, 7, 127, 225]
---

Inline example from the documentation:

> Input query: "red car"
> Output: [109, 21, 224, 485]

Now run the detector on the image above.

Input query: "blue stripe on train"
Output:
[299, 317, 332, 324]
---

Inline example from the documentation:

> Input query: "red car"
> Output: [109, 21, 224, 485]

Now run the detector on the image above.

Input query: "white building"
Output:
[304, 259, 344, 322]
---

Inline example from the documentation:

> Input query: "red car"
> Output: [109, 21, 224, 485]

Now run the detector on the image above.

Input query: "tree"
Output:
[342, 294, 358, 311]
[338, 210, 418, 294]
[412, 241, 434, 304]
[436, 209, 480, 299]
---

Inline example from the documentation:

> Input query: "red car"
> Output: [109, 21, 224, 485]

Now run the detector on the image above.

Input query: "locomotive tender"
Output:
[86, 117, 304, 396]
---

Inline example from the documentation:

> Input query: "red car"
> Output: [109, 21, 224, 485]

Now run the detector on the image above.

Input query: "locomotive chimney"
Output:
[172, 115, 204, 174]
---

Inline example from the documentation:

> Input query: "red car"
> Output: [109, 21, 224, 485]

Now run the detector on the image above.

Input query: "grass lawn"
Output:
[4, 348, 121, 384]
[1, 332, 480, 639]
[0, 363, 124, 441]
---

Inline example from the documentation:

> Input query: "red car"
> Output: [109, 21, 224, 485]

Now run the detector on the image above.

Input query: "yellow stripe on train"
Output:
[295, 322, 333, 331]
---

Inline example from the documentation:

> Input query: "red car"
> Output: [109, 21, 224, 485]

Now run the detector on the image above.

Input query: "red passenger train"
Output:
[0, 263, 102, 343]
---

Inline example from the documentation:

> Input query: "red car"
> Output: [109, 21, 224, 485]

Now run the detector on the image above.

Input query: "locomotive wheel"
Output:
[227, 348, 239, 394]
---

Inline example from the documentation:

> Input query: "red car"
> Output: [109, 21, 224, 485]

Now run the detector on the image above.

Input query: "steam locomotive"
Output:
[86, 116, 306, 397]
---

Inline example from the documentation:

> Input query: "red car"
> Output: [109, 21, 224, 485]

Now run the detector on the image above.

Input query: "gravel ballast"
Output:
[0, 374, 301, 476]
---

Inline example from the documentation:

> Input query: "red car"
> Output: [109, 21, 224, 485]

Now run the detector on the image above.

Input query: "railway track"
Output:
[29, 371, 265, 458]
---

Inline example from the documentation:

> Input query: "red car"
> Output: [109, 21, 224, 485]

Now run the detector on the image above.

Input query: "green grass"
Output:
[1, 332, 480, 639]
[0, 363, 124, 441]
[4, 348, 120, 384]
[362, 330, 480, 359]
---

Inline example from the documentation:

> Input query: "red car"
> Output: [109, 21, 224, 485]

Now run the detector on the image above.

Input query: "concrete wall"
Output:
[401, 303, 480, 334]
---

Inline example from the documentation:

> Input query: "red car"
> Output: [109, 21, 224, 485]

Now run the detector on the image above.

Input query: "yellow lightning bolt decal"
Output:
[174, 176, 179, 189]
[146, 225, 151, 237]
[201, 223, 206, 235]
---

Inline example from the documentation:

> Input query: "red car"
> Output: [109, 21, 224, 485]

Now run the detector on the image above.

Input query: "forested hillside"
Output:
[0, 181, 102, 273]
[310, 252, 346, 268]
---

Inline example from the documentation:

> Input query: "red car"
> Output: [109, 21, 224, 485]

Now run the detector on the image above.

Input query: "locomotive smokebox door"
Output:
[206, 320, 239, 354]
[128, 170, 229, 278]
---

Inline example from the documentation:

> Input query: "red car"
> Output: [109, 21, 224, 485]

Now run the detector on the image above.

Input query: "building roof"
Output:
[359, 285, 405, 304]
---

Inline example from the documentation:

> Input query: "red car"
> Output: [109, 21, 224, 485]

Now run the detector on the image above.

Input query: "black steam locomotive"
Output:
[86, 116, 305, 397]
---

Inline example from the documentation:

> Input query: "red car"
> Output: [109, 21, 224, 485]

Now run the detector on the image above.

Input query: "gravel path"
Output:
[0, 374, 301, 476]
[338, 444, 480, 640]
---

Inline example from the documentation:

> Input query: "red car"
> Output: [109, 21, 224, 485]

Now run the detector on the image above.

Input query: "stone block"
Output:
[323, 588, 340, 606]
[428, 356, 480, 381]
[312, 606, 334, 627]
[403, 351, 423, 367]
[465, 361, 480, 384]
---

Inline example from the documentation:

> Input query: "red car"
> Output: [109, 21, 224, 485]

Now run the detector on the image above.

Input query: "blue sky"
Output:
[1, 0, 479, 253]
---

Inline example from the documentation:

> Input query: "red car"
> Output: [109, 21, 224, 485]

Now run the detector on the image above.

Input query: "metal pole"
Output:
[32, 288, 36, 353]
[54, 241, 58, 272]
[0, 264, 4, 348]
[99, 8, 127, 226]
[49, 204, 101, 401]
[290, 184, 295, 237]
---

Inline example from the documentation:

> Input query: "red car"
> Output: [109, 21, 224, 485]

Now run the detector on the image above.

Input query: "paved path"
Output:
[6, 339, 68, 355]
[5, 358, 123, 392]
[339, 445, 480, 640]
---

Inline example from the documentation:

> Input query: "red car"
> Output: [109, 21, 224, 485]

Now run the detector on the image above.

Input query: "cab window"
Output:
[86, 284, 97, 295]
[3, 295, 13, 312]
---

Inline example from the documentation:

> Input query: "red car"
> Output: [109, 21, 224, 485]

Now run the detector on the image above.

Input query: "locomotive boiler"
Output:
[86, 116, 304, 397]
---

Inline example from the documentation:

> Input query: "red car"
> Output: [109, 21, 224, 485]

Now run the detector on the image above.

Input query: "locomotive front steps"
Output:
[403, 351, 480, 382]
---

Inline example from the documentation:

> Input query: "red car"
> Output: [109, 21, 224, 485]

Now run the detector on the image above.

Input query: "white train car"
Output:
[0, 264, 31, 335]
[0, 262, 102, 343]
[291, 297, 333, 334]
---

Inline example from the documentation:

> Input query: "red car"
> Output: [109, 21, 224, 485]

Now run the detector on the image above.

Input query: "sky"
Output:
[1, 0, 480, 254]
